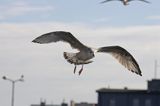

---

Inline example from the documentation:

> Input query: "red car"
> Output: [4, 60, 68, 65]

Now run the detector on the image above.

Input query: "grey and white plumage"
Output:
[32, 31, 142, 76]
[101, 0, 150, 5]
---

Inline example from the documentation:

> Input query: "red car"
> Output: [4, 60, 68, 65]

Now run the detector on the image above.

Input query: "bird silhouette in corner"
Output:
[101, 0, 150, 5]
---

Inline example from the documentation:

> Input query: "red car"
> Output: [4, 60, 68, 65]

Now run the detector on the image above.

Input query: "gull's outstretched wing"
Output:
[32, 31, 87, 51]
[129, 0, 150, 3]
[100, 0, 122, 3]
[97, 46, 142, 76]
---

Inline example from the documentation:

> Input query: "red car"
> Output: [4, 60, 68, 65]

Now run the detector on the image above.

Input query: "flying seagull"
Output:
[32, 31, 142, 76]
[100, 0, 150, 5]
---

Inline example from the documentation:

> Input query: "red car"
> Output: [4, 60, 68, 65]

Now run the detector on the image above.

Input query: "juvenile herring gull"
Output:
[32, 31, 142, 76]
[101, 0, 150, 5]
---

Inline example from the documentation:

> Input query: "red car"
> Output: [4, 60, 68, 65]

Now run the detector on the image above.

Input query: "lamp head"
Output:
[21, 75, 24, 79]
[2, 76, 6, 80]
[19, 75, 24, 82]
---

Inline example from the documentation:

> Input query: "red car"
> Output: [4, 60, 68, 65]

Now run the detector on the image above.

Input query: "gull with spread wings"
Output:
[32, 31, 142, 76]
[101, 0, 150, 5]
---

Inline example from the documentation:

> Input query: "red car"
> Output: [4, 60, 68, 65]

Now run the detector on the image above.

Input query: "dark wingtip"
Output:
[135, 70, 142, 76]
[131, 69, 142, 76]
[145, 0, 151, 3]
[143, 0, 150, 4]
[138, 73, 142, 76]
[137, 68, 142, 76]
[100, 0, 107, 4]
[32, 39, 40, 43]
[32, 39, 36, 43]
[139, 72, 142, 76]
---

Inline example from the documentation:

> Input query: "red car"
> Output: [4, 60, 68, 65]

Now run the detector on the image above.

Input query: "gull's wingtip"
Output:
[32, 38, 41, 44]
[100, 0, 108, 4]
[32, 39, 37, 43]
[139, 71, 142, 76]
[137, 72, 142, 76]
[32, 39, 36, 43]
[141, 0, 151, 3]
[132, 69, 142, 76]
[137, 68, 142, 76]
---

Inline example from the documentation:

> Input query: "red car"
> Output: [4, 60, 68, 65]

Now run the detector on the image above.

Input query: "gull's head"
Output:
[89, 47, 98, 52]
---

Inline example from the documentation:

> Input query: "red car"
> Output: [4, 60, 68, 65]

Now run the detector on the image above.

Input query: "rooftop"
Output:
[96, 87, 160, 94]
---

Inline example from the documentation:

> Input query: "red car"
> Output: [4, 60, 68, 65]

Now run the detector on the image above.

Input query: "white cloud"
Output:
[147, 15, 160, 20]
[0, 1, 54, 20]
[93, 17, 110, 23]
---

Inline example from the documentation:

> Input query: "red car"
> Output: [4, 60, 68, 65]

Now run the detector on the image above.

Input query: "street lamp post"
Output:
[2, 75, 24, 106]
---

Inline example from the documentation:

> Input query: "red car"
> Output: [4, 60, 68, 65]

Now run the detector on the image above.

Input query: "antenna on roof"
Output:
[154, 60, 158, 79]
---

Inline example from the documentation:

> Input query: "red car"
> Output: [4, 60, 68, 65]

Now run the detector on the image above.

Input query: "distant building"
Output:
[31, 101, 61, 106]
[61, 102, 68, 106]
[70, 100, 97, 106]
[96, 79, 160, 106]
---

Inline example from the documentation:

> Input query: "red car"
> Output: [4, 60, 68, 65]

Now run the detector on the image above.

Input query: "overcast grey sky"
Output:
[0, 0, 160, 106]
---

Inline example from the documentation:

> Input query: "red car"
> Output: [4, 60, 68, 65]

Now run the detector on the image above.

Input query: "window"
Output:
[109, 99, 116, 106]
[133, 99, 139, 106]
[145, 99, 151, 106]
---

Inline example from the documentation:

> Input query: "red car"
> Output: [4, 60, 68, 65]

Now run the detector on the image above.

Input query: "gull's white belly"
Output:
[63, 52, 93, 65]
